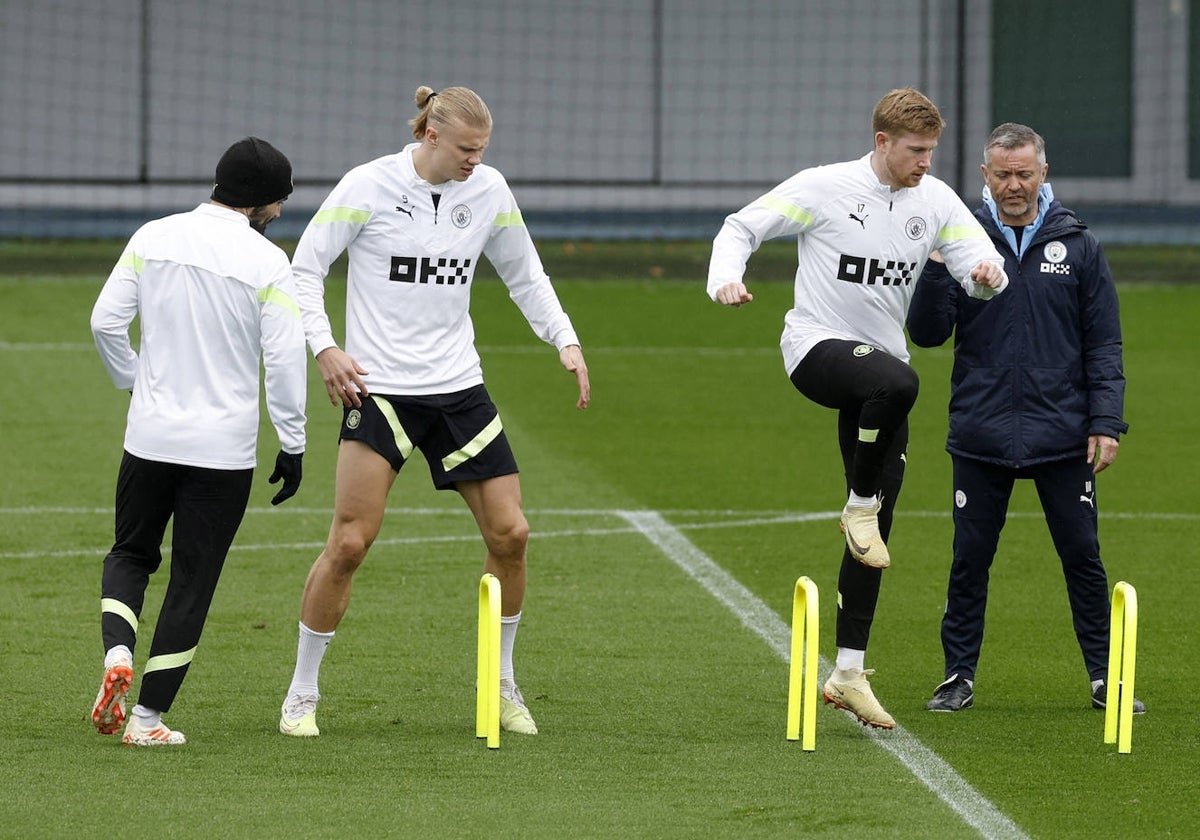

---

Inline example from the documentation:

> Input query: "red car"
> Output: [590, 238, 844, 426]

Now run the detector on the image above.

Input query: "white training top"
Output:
[292, 143, 580, 395]
[91, 203, 308, 469]
[707, 152, 1006, 369]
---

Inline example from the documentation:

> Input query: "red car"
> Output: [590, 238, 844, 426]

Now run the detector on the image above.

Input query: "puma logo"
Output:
[850, 212, 868, 229]
[1080, 494, 1095, 509]
[396, 205, 414, 219]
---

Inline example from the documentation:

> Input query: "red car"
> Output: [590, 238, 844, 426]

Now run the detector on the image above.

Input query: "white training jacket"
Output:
[292, 143, 579, 395]
[91, 203, 307, 469]
[708, 152, 1007, 370]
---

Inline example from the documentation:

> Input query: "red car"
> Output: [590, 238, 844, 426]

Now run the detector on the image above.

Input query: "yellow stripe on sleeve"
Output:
[493, 210, 525, 228]
[937, 224, 988, 242]
[311, 207, 372, 225]
[753, 193, 815, 227]
[115, 251, 144, 273]
[257, 286, 301, 318]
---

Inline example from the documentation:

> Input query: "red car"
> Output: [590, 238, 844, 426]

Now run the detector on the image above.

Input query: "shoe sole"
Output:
[92, 665, 134, 735]
[823, 689, 895, 730]
[1091, 701, 1146, 715]
[927, 697, 974, 712]
[122, 726, 186, 746]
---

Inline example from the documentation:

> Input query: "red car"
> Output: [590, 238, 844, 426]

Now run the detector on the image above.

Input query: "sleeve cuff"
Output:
[308, 333, 337, 358]
[552, 327, 581, 351]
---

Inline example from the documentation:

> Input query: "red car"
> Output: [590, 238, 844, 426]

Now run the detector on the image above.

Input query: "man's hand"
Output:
[268, 450, 303, 505]
[316, 346, 369, 408]
[560, 344, 590, 409]
[970, 260, 1008, 290]
[714, 282, 754, 307]
[1088, 434, 1120, 474]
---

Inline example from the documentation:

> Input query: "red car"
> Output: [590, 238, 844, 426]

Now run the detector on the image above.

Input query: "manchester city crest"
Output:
[905, 217, 927, 240]
[1043, 241, 1067, 263]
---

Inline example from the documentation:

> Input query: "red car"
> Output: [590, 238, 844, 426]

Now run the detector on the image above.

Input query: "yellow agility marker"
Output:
[476, 573, 501, 749]
[786, 575, 819, 751]
[1104, 580, 1138, 754]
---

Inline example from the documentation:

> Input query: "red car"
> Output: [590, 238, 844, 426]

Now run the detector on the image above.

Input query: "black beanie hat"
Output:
[211, 137, 293, 208]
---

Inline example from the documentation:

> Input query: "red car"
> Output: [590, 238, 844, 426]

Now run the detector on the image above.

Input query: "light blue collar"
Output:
[982, 183, 1054, 258]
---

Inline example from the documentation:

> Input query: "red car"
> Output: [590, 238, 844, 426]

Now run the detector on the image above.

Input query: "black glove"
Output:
[268, 450, 303, 506]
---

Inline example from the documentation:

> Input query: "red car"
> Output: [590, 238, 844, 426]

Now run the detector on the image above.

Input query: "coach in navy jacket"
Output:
[908, 188, 1126, 464]
[906, 122, 1139, 715]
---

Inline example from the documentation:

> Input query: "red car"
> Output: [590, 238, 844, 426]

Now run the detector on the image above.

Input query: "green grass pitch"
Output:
[1, 239, 1198, 839]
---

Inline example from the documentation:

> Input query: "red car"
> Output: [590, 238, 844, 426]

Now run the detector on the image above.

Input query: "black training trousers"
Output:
[100, 451, 252, 712]
[940, 455, 1111, 682]
[790, 339, 917, 650]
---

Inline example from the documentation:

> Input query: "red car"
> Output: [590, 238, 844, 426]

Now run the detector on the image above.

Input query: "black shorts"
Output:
[339, 384, 518, 490]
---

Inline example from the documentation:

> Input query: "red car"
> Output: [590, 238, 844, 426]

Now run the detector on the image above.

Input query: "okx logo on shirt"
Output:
[389, 256, 474, 285]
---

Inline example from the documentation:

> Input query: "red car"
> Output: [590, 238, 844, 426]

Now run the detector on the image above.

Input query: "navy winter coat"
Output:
[906, 200, 1128, 468]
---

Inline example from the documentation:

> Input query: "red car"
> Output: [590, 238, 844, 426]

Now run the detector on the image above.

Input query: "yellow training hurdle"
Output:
[786, 575, 819, 751]
[476, 572, 501, 749]
[1103, 580, 1138, 754]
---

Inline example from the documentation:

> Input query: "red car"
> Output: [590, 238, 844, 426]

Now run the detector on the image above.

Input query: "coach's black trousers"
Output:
[100, 451, 252, 712]
[790, 339, 916, 651]
[940, 455, 1111, 682]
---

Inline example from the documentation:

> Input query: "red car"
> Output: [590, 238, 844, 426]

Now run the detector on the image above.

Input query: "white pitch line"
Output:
[0, 342, 777, 356]
[0, 514, 841, 562]
[617, 509, 1030, 840]
[2, 505, 1194, 562]
[0, 341, 95, 351]
[0, 523, 652, 561]
[4, 504, 1195, 521]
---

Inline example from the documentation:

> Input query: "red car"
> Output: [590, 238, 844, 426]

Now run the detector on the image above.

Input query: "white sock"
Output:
[104, 644, 132, 669]
[288, 622, 335, 697]
[500, 612, 521, 682]
[1091, 678, 1104, 692]
[131, 704, 161, 729]
[835, 647, 866, 673]
[846, 491, 877, 509]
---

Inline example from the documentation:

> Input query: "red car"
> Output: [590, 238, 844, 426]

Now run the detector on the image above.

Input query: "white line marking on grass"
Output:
[4, 504, 1198, 522]
[617, 509, 1030, 840]
[0, 525, 650, 561]
[0, 342, 776, 356]
[0, 511, 843, 561]
[3, 505, 1194, 565]
[478, 345, 778, 357]
[0, 341, 94, 351]
[2, 516, 829, 561]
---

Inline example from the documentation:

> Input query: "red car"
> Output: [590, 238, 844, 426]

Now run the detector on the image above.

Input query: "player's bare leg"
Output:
[459, 474, 537, 734]
[300, 441, 396, 631]
[281, 441, 395, 736]
[459, 474, 528, 614]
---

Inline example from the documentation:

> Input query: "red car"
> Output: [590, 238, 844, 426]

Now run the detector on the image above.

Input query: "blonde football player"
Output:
[707, 89, 1007, 728]
[280, 86, 589, 738]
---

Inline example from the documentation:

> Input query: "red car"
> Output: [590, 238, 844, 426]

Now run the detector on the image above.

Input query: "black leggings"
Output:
[790, 339, 917, 650]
